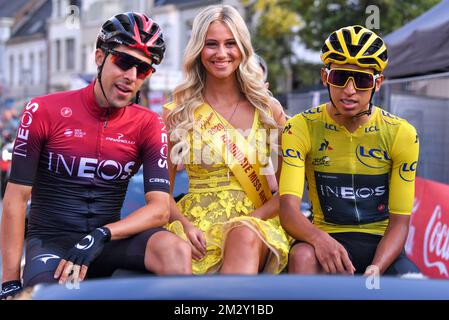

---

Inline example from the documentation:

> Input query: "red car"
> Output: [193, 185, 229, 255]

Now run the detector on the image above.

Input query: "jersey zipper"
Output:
[350, 134, 360, 224]
[104, 109, 109, 128]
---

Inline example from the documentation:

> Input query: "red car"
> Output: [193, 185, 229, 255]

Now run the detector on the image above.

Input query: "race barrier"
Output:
[32, 274, 449, 300]
[406, 177, 449, 279]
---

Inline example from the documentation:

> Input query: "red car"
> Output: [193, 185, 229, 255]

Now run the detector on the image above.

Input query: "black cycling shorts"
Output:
[22, 227, 166, 287]
[292, 232, 420, 275]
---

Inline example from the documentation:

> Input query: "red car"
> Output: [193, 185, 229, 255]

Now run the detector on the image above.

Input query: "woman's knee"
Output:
[226, 225, 260, 249]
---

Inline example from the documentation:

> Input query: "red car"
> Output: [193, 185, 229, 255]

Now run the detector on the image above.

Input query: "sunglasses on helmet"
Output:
[105, 49, 155, 79]
[325, 68, 380, 90]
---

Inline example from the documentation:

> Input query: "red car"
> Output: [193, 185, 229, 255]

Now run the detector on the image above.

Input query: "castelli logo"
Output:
[423, 205, 449, 276]
[61, 107, 72, 117]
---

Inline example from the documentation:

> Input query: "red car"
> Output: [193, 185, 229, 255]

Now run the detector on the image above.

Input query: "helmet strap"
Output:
[97, 51, 110, 106]
[327, 84, 376, 118]
[353, 88, 376, 118]
[134, 90, 141, 104]
[327, 84, 341, 116]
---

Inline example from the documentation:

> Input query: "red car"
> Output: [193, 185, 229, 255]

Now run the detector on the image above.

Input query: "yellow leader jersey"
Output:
[279, 104, 419, 235]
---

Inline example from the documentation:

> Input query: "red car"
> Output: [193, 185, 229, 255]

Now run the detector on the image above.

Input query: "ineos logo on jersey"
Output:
[97, 160, 123, 180]
[47, 152, 135, 181]
[61, 107, 73, 118]
[318, 184, 386, 200]
[158, 132, 168, 169]
[14, 101, 40, 158]
[76, 235, 94, 250]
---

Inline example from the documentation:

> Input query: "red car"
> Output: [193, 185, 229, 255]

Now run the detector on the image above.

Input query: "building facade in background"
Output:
[0, 0, 242, 112]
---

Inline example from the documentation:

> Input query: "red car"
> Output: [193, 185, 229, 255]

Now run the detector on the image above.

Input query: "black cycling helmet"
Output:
[97, 12, 165, 65]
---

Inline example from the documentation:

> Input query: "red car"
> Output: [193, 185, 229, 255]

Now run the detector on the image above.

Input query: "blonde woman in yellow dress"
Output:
[164, 5, 290, 274]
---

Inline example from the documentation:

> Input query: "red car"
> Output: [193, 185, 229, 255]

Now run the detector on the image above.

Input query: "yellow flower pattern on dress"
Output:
[167, 109, 290, 274]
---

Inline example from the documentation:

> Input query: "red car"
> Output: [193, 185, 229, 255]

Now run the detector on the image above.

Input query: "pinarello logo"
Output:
[61, 107, 72, 118]
[377, 204, 386, 212]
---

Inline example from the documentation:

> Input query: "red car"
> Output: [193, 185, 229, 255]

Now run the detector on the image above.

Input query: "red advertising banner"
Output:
[405, 177, 449, 278]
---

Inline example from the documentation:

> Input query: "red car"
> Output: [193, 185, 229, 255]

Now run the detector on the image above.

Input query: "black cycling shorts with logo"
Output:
[22, 227, 166, 287]
[292, 232, 420, 275]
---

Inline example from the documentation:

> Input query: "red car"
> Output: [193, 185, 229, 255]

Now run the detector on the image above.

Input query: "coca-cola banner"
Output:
[405, 177, 449, 278]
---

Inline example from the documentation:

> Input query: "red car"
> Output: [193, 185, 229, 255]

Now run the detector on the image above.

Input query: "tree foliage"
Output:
[294, 0, 441, 51]
[243, 0, 441, 93]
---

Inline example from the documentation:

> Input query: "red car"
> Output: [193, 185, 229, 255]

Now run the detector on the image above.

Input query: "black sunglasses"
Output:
[105, 49, 155, 79]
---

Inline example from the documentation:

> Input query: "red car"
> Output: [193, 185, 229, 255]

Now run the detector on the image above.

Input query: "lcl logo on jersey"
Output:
[302, 106, 323, 115]
[365, 125, 379, 133]
[282, 148, 304, 161]
[324, 123, 339, 132]
[399, 161, 417, 182]
[356, 144, 391, 168]
[302, 106, 323, 120]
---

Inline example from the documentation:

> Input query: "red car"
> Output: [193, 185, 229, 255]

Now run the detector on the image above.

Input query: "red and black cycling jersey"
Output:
[10, 81, 169, 237]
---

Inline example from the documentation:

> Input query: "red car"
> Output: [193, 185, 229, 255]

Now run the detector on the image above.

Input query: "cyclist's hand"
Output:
[183, 222, 206, 260]
[313, 232, 355, 275]
[364, 264, 380, 277]
[1, 280, 23, 300]
[54, 227, 111, 284]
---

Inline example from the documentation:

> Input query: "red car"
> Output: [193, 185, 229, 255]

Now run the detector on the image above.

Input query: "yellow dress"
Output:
[167, 108, 290, 274]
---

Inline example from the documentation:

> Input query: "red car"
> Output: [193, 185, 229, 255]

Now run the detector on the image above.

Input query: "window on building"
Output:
[39, 51, 45, 84]
[66, 38, 75, 70]
[56, 39, 61, 71]
[162, 24, 170, 67]
[30, 53, 34, 85]
[81, 44, 86, 72]
[9, 55, 14, 86]
[18, 54, 23, 86]
[57, 0, 62, 18]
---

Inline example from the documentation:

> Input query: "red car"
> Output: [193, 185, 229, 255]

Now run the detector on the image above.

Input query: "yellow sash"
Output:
[194, 103, 272, 208]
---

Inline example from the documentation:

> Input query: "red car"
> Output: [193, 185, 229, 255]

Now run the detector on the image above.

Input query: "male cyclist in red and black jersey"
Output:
[1, 12, 191, 299]
[279, 26, 420, 277]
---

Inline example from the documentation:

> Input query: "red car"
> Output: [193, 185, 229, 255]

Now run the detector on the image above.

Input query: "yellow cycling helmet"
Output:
[321, 25, 388, 73]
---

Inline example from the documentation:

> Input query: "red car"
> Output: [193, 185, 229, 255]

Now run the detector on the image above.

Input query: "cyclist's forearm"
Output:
[1, 204, 26, 282]
[371, 214, 410, 274]
[280, 195, 322, 244]
[168, 196, 191, 225]
[106, 192, 169, 240]
[251, 193, 280, 220]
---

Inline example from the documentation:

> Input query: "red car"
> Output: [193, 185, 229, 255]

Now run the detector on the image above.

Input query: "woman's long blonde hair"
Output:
[166, 5, 278, 143]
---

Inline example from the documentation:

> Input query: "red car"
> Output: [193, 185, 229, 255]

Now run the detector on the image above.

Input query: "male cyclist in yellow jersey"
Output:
[279, 25, 420, 276]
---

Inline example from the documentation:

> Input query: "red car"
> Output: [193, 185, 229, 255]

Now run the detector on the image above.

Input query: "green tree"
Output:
[293, 0, 441, 50]
[242, 0, 301, 94]
[244, 0, 441, 93]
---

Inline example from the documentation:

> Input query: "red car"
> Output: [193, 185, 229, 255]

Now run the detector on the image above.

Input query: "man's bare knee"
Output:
[145, 232, 191, 274]
[288, 243, 319, 274]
